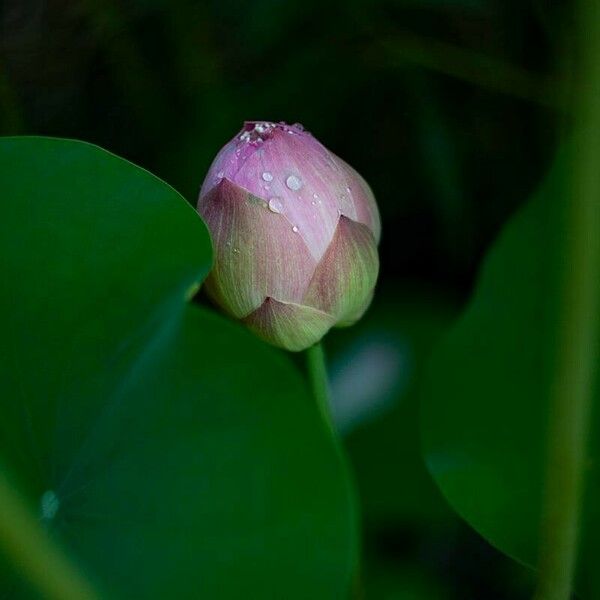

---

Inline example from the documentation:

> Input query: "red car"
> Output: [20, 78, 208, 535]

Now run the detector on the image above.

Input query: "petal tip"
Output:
[243, 297, 335, 352]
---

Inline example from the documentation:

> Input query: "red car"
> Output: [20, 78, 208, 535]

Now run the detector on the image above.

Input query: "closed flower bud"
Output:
[197, 121, 380, 351]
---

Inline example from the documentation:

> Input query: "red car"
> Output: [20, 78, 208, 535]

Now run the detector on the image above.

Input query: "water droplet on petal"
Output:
[286, 175, 302, 191]
[239, 122, 276, 144]
[262, 171, 273, 182]
[346, 186, 351, 193]
[292, 225, 299, 233]
[313, 193, 319, 199]
[268, 198, 284, 213]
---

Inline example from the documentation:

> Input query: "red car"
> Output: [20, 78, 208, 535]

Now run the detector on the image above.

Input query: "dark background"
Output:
[0, 0, 572, 597]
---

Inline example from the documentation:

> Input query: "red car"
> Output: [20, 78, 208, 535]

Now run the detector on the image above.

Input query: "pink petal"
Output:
[336, 157, 381, 244]
[198, 179, 316, 318]
[199, 122, 381, 262]
[228, 127, 341, 261]
[243, 297, 336, 351]
[303, 215, 379, 325]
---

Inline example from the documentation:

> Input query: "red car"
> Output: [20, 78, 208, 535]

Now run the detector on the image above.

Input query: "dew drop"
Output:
[313, 193, 319, 199]
[239, 122, 275, 144]
[292, 225, 299, 233]
[40, 490, 59, 521]
[268, 197, 284, 213]
[286, 175, 302, 191]
[262, 171, 273, 182]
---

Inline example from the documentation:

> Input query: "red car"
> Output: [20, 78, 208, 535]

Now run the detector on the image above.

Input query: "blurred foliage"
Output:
[0, 0, 576, 596]
[422, 158, 563, 569]
[327, 289, 536, 598]
[328, 288, 456, 526]
[421, 145, 600, 597]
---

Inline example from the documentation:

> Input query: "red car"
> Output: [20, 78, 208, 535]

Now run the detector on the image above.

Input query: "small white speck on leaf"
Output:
[40, 490, 59, 521]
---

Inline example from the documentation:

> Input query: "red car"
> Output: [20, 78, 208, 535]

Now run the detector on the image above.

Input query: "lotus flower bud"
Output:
[197, 121, 380, 351]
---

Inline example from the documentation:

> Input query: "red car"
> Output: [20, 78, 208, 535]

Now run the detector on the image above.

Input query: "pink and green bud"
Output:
[197, 121, 380, 351]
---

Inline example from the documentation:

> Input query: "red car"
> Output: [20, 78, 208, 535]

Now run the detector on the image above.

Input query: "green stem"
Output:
[304, 343, 362, 598]
[0, 469, 98, 600]
[305, 343, 334, 431]
[534, 1, 600, 598]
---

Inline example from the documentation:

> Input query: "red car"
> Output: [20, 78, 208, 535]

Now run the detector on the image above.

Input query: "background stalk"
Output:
[534, 0, 600, 598]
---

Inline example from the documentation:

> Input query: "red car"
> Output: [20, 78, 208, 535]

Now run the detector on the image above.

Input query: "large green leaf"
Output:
[0, 137, 357, 598]
[421, 158, 600, 595]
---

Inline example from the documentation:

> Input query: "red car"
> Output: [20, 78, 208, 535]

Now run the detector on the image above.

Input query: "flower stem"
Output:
[304, 343, 363, 598]
[534, 1, 600, 598]
[305, 343, 334, 432]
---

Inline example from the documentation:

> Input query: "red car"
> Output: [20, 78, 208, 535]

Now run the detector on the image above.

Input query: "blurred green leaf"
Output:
[375, 34, 562, 110]
[421, 153, 600, 596]
[0, 137, 357, 598]
[328, 289, 457, 527]
[326, 289, 458, 598]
